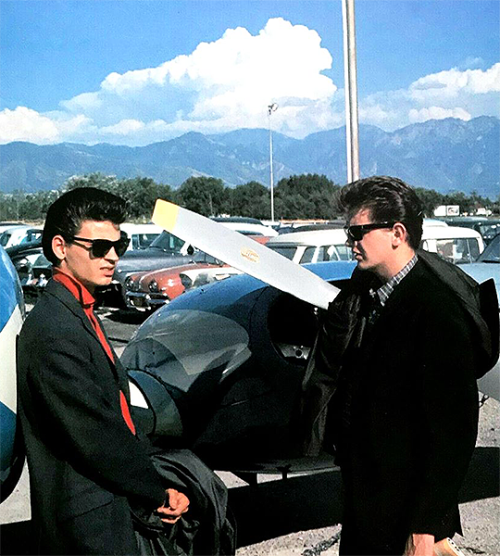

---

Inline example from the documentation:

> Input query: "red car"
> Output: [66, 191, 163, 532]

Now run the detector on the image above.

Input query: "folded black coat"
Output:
[131, 448, 236, 556]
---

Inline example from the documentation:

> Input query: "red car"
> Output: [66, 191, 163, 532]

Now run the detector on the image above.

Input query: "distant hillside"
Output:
[0, 116, 498, 198]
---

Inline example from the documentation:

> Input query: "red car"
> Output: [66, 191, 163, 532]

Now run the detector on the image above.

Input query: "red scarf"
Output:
[53, 269, 136, 435]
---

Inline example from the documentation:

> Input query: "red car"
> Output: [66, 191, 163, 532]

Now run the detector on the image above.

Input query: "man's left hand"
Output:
[404, 533, 435, 556]
[156, 488, 190, 524]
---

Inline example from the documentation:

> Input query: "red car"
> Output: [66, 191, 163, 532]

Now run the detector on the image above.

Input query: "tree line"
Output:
[1, 172, 498, 223]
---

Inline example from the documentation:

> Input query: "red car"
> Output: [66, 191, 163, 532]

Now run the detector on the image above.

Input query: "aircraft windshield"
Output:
[478, 235, 499, 263]
[122, 309, 251, 392]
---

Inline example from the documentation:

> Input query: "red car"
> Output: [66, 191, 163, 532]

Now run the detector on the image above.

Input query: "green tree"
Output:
[120, 177, 173, 220]
[64, 173, 173, 221]
[18, 190, 61, 222]
[229, 181, 270, 219]
[175, 176, 229, 216]
[274, 174, 340, 219]
[65, 173, 121, 193]
[0, 193, 20, 221]
[414, 187, 445, 217]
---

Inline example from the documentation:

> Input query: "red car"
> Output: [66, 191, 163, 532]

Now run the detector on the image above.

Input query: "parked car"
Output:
[476, 220, 500, 245]
[0, 222, 25, 234]
[212, 217, 278, 237]
[124, 258, 242, 311]
[0, 226, 43, 249]
[460, 233, 499, 296]
[440, 216, 500, 245]
[124, 236, 270, 311]
[110, 231, 195, 303]
[120, 223, 163, 251]
[266, 228, 352, 263]
[461, 233, 500, 400]
[420, 225, 484, 264]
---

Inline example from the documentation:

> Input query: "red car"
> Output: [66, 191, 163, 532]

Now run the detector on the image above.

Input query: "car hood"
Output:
[461, 262, 500, 302]
[114, 251, 194, 282]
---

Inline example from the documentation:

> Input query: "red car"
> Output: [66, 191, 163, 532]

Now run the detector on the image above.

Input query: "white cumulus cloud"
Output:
[408, 106, 472, 124]
[359, 62, 500, 130]
[55, 17, 338, 144]
[0, 19, 498, 145]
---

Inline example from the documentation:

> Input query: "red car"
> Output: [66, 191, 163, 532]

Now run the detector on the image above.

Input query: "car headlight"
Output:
[124, 276, 135, 291]
[148, 279, 159, 293]
[180, 274, 192, 289]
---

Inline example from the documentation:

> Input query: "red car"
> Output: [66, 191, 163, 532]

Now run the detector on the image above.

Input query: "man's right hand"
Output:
[156, 488, 190, 524]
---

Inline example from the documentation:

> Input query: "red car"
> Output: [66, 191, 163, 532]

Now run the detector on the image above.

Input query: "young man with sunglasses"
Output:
[312, 176, 489, 556]
[17, 188, 190, 554]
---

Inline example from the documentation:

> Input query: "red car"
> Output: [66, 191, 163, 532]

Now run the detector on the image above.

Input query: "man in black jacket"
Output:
[17, 188, 190, 555]
[318, 177, 482, 556]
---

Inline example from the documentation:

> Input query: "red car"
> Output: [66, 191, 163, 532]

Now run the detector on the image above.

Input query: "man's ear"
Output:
[392, 222, 408, 246]
[51, 235, 67, 263]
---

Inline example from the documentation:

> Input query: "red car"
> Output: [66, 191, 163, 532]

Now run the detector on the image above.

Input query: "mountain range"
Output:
[0, 116, 498, 199]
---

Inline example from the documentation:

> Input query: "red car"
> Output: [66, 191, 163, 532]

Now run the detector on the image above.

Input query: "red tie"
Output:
[53, 270, 137, 436]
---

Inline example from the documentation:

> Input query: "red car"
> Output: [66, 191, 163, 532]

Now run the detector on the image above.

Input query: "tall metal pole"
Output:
[342, 0, 360, 183]
[268, 103, 278, 222]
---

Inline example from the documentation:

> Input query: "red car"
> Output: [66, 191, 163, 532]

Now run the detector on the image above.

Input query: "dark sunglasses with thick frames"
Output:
[68, 231, 130, 258]
[344, 222, 396, 242]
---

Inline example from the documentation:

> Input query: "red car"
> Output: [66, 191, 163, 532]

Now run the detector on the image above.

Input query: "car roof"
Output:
[267, 228, 348, 245]
[421, 225, 483, 240]
[120, 223, 163, 234]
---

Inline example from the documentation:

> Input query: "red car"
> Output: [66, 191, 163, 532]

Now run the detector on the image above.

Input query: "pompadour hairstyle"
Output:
[42, 187, 128, 265]
[338, 175, 424, 250]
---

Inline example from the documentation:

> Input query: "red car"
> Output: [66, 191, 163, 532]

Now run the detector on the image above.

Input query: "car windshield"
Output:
[132, 233, 160, 250]
[479, 223, 500, 238]
[193, 250, 219, 264]
[266, 245, 296, 260]
[477, 234, 500, 263]
[149, 231, 185, 252]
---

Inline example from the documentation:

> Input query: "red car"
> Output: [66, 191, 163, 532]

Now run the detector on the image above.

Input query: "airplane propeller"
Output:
[152, 200, 340, 310]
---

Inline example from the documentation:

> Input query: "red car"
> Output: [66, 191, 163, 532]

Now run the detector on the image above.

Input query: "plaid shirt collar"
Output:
[369, 254, 418, 306]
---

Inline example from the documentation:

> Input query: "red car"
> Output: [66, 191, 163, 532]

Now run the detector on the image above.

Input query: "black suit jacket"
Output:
[323, 260, 479, 550]
[17, 280, 166, 555]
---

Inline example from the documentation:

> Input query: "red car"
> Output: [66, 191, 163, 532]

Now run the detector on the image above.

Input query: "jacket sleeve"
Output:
[25, 326, 167, 510]
[409, 297, 479, 535]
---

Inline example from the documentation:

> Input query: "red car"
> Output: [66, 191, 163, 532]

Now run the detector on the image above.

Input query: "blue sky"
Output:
[0, 0, 498, 145]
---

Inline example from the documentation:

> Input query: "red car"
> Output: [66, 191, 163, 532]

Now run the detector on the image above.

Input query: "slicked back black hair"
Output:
[338, 176, 424, 250]
[42, 187, 128, 265]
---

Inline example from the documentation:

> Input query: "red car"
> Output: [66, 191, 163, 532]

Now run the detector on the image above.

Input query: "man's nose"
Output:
[104, 247, 120, 261]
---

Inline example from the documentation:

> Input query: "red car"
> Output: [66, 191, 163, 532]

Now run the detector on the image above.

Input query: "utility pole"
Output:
[342, 0, 360, 183]
[268, 103, 278, 222]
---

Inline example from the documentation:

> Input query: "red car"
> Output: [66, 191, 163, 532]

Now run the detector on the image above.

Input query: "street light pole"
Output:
[268, 103, 278, 222]
[342, 0, 360, 183]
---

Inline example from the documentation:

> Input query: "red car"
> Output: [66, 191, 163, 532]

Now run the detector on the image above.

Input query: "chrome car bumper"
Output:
[125, 291, 169, 310]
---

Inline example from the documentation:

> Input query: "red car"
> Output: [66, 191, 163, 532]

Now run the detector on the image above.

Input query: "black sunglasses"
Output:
[344, 222, 396, 242]
[69, 231, 130, 258]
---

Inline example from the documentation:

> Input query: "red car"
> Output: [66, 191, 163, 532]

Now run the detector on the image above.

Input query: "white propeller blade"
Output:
[152, 200, 339, 310]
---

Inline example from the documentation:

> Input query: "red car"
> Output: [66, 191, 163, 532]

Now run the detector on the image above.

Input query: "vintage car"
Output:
[266, 228, 352, 263]
[110, 230, 195, 305]
[120, 223, 163, 251]
[1, 225, 43, 249]
[124, 257, 242, 311]
[124, 236, 270, 311]
[420, 225, 484, 264]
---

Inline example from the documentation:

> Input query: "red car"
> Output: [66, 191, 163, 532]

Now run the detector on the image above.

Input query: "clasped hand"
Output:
[156, 488, 190, 524]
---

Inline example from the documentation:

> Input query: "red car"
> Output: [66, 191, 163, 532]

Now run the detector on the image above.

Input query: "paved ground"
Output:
[2, 307, 498, 556]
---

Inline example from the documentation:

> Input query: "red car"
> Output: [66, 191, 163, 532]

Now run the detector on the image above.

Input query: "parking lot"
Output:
[1, 305, 499, 555]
